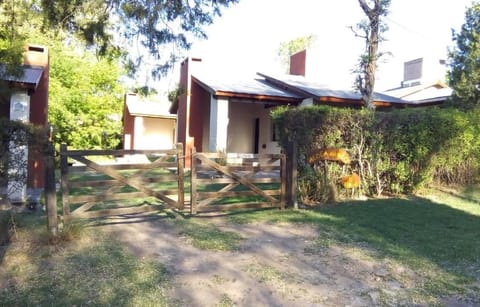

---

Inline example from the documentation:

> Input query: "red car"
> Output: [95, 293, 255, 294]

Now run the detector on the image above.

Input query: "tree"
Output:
[48, 44, 125, 149]
[353, 0, 391, 109]
[0, 0, 28, 81]
[1, 3, 126, 150]
[39, 0, 239, 79]
[277, 35, 317, 73]
[448, 2, 480, 109]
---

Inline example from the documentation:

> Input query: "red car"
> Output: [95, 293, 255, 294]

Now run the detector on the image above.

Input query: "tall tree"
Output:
[1, 2, 126, 149]
[353, 0, 391, 109]
[39, 0, 239, 79]
[277, 35, 317, 73]
[448, 1, 480, 109]
[0, 0, 29, 78]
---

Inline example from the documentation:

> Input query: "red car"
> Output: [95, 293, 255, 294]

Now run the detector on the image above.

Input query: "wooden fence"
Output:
[44, 142, 297, 234]
[59, 143, 184, 223]
[190, 148, 286, 214]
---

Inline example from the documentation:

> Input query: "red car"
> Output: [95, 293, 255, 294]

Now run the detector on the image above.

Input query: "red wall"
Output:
[24, 45, 49, 189]
[122, 94, 135, 149]
[290, 49, 306, 76]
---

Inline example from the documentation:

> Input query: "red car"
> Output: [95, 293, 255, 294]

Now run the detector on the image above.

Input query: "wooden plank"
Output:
[69, 175, 179, 189]
[61, 148, 177, 157]
[67, 204, 165, 221]
[70, 155, 178, 208]
[195, 165, 281, 173]
[197, 190, 280, 199]
[196, 202, 277, 212]
[69, 162, 177, 171]
[69, 180, 124, 188]
[195, 177, 281, 184]
[69, 191, 149, 204]
[195, 154, 278, 203]
[197, 182, 240, 207]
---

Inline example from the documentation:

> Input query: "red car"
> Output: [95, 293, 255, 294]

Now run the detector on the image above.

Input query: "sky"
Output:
[160, 0, 473, 94]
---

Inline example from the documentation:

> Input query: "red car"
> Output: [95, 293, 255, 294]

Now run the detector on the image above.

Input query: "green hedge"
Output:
[272, 105, 480, 202]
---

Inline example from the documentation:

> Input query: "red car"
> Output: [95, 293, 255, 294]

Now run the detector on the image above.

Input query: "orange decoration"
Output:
[342, 173, 361, 189]
[308, 148, 351, 164]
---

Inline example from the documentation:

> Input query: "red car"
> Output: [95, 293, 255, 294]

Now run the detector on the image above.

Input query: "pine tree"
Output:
[448, 2, 480, 109]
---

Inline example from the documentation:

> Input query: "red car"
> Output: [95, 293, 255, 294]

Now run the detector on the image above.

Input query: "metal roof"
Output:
[192, 73, 305, 100]
[0, 65, 43, 89]
[384, 82, 452, 104]
[258, 73, 408, 104]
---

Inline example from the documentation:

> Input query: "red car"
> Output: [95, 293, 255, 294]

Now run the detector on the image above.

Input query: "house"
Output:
[0, 45, 49, 203]
[123, 93, 176, 150]
[169, 52, 411, 165]
[383, 57, 452, 105]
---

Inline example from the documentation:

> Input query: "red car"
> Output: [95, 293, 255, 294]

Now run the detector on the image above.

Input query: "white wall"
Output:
[134, 117, 176, 150]
[226, 102, 281, 154]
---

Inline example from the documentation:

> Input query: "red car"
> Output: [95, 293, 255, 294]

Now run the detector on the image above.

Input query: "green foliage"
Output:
[48, 45, 125, 149]
[272, 105, 480, 201]
[277, 34, 317, 73]
[0, 0, 27, 76]
[448, 2, 480, 109]
[39, 0, 239, 78]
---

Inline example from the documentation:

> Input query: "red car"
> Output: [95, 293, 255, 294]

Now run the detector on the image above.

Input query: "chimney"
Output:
[24, 44, 49, 189]
[290, 50, 307, 76]
[24, 44, 49, 127]
[403, 58, 423, 86]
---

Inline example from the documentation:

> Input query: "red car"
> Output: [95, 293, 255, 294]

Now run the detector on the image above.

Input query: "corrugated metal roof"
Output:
[0, 65, 43, 88]
[192, 73, 305, 100]
[258, 73, 407, 104]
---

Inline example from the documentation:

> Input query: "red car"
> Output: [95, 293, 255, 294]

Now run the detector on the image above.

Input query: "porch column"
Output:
[209, 96, 229, 152]
[8, 91, 30, 203]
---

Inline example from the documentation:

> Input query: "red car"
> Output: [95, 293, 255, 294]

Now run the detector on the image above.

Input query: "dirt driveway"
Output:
[101, 215, 469, 307]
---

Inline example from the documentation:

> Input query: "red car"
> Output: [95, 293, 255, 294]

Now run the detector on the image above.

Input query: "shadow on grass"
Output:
[230, 196, 480, 276]
[313, 197, 480, 267]
[0, 225, 174, 306]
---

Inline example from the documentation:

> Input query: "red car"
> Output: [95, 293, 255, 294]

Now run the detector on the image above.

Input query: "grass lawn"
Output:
[1, 185, 479, 305]
[229, 187, 480, 301]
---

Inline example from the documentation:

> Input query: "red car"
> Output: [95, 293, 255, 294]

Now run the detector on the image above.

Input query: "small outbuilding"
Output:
[123, 93, 176, 151]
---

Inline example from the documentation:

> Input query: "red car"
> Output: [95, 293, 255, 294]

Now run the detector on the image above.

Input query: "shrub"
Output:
[272, 105, 480, 203]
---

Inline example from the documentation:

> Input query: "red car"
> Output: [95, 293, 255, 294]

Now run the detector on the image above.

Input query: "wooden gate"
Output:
[190, 148, 286, 213]
[60, 143, 184, 222]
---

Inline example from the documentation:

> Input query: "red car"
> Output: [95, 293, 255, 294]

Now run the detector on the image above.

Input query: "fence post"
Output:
[176, 143, 185, 210]
[285, 141, 298, 209]
[60, 143, 70, 222]
[190, 147, 197, 215]
[280, 152, 286, 210]
[44, 138, 58, 236]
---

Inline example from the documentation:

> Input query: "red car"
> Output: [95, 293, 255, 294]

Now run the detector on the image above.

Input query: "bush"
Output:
[272, 105, 480, 202]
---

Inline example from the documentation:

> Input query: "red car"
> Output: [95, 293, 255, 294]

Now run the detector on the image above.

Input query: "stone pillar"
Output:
[7, 92, 30, 203]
